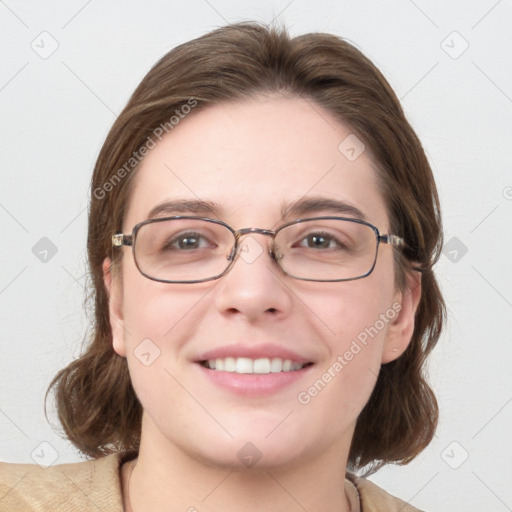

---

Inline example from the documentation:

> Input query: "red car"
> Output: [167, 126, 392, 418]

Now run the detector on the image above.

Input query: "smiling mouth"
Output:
[199, 357, 314, 374]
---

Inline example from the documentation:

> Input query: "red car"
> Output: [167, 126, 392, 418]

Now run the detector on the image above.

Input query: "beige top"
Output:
[0, 452, 423, 511]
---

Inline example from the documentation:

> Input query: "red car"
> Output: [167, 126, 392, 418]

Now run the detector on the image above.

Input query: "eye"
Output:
[163, 231, 215, 251]
[297, 231, 348, 250]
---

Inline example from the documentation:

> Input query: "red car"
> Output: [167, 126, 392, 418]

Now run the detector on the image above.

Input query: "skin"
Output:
[103, 95, 421, 512]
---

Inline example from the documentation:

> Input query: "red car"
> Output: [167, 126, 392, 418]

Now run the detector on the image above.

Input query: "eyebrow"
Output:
[147, 196, 367, 222]
[280, 196, 366, 221]
[148, 199, 222, 219]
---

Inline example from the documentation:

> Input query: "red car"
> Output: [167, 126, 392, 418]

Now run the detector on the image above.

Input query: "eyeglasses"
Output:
[112, 216, 404, 283]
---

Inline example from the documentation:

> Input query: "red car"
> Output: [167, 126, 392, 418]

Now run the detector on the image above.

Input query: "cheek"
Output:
[120, 256, 205, 341]
[306, 265, 397, 348]
[121, 289, 192, 431]
[296, 314, 390, 442]
[296, 270, 397, 410]
[119, 264, 214, 411]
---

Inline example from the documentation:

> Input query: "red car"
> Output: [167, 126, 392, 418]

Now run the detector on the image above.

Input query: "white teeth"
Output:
[253, 358, 270, 374]
[205, 357, 306, 374]
[225, 357, 236, 372]
[270, 357, 283, 372]
[235, 357, 253, 374]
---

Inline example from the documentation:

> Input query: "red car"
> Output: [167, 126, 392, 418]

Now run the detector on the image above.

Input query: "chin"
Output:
[187, 440, 305, 473]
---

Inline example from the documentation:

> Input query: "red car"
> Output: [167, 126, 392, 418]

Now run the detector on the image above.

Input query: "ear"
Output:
[381, 270, 422, 364]
[102, 257, 127, 357]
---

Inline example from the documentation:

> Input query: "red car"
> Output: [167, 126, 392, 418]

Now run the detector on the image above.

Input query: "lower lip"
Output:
[196, 363, 313, 396]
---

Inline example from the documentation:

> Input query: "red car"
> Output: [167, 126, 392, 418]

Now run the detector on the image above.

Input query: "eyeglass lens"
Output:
[133, 218, 378, 282]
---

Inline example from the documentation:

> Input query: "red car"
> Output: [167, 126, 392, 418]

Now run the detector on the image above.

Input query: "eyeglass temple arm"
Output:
[378, 234, 405, 247]
[112, 234, 133, 247]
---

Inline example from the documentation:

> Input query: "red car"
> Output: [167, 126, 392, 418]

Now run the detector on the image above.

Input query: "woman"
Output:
[0, 22, 444, 511]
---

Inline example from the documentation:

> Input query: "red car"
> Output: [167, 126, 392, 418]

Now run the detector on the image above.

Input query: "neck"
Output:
[124, 415, 353, 512]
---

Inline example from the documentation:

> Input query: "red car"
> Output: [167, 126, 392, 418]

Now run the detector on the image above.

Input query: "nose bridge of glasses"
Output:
[231, 227, 281, 262]
[235, 227, 276, 238]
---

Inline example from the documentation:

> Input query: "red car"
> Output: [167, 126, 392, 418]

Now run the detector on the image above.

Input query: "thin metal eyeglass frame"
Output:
[111, 215, 405, 284]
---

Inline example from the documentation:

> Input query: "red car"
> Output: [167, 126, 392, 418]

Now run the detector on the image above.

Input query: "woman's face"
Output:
[105, 96, 419, 470]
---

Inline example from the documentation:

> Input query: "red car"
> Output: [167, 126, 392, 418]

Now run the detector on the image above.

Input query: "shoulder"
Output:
[0, 451, 133, 512]
[349, 474, 425, 512]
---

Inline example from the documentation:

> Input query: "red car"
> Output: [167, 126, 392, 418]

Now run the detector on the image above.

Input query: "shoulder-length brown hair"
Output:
[46, 22, 445, 474]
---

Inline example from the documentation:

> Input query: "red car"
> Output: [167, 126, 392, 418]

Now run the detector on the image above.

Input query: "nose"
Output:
[213, 233, 293, 322]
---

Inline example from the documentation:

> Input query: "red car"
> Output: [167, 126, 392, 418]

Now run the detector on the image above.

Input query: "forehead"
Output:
[124, 96, 388, 230]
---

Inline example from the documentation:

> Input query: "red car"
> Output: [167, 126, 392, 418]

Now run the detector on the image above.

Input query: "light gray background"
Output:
[1, 1, 511, 510]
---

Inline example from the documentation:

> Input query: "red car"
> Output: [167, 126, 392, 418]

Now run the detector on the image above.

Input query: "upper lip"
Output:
[196, 343, 314, 365]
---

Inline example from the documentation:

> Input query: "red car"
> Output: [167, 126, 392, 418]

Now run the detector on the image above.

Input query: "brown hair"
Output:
[45, 22, 445, 473]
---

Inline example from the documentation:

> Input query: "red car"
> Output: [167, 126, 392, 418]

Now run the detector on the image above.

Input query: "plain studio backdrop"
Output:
[1, 1, 511, 510]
